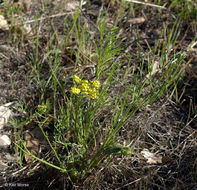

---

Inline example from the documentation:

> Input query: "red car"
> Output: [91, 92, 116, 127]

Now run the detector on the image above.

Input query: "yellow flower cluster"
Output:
[71, 87, 81, 94]
[73, 75, 81, 84]
[71, 75, 100, 99]
[37, 104, 48, 113]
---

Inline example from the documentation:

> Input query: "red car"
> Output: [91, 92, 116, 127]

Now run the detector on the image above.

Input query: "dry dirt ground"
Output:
[0, 0, 197, 189]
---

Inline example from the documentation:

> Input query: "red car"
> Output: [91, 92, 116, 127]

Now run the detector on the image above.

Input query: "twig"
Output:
[190, 40, 197, 50]
[23, 11, 76, 25]
[23, 0, 86, 25]
[115, 177, 147, 190]
[124, 0, 166, 9]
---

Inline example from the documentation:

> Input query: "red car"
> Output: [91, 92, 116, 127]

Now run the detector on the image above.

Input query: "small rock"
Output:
[0, 15, 9, 31]
[0, 103, 13, 130]
[0, 135, 11, 148]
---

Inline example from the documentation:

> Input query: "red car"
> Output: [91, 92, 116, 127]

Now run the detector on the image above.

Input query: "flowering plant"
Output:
[71, 75, 100, 99]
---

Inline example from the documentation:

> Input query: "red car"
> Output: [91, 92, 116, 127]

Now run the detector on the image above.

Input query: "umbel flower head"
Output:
[91, 80, 101, 89]
[73, 75, 81, 84]
[71, 75, 100, 99]
[71, 87, 81, 94]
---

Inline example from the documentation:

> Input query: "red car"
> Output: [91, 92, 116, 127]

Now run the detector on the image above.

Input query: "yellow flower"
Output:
[37, 105, 48, 113]
[79, 80, 91, 94]
[71, 87, 81, 94]
[81, 80, 89, 84]
[73, 75, 81, 83]
[91, 80, 100, 89]
[90, 94, 98, 99]
[81, 91, 89, 95]
[89, 88, 99, 99]
[71, 78, 100, 99]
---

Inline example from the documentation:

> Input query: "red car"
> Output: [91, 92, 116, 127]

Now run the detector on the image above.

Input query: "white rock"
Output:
[0, 15, 9, 31]
[141, 149, 162, 164]
[0, 135, 11, 147]
[0, 103, 13, 130]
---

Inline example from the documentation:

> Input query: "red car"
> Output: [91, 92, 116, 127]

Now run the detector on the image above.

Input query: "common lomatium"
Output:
[71, 75, 100, 99]
[71, 87, 81, 94]
[91, 80, 100, 89]
[73, 75, 81, 84]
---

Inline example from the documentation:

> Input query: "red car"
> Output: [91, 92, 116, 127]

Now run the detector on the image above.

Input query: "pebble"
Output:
[0, 135, 11, 148]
